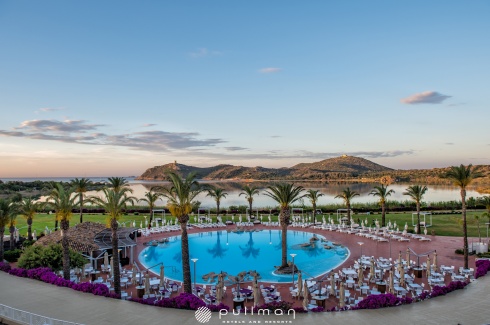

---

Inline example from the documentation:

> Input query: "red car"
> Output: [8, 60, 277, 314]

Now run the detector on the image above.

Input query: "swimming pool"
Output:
[139, 229, 349, 283]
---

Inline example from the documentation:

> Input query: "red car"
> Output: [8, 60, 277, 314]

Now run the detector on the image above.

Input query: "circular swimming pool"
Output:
[139, 229, 349, 283]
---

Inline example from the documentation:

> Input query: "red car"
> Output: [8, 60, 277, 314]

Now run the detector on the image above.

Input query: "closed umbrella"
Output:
[33, 230, 37, 241]
[144, 273, 151, 295]
[427, 255, 431, 277]
[357, 266, 363, 286]
[339, 282, 345, 308]
[160, 265, 165, 287]
[330, 274, 335, 296]
[400, 266, 405, 287]
[406, 248, 410, 267]
[369, 258, 375, 282]
[131, 264, 138, 285]
[104, 252, 109, 272]
[424, 227, 428, 236]
[302, 280, 309, 311]
[389, 270, 394, 294]
[296, 272, 303, 299]
[433, 252, 438, 272]
[110, 257, 114, 278]
[253, 282, 260, 307]
[398, 252, 402, 267]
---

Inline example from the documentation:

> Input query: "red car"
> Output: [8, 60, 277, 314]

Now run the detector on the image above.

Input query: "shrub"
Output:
[3, 249, 22, 262]
[475, 259, 490, 278]
[22, 239, 36, 248]
[455, 249, 464, 255]
[353, 293, 412, 310]
[0, 261, 12, 272]
[17, 244, 87, 271]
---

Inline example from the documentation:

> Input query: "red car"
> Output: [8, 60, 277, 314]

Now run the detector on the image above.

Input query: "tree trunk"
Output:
[216, 201, 220, 217]
[54, 219, 58, 231]
[0, 227, 4, 261]
[27, 218, 33, 241]
[111, 218, 121, 296]
[249, 200, 253, 218]
[149, 206, 153, 223]
[416, 202, 421, 234]
[61, 219, 70, 280]
[280, 207, 290, 268]
[180, 219, 192, 293]
[347, 202, 351, 224]
[312, 202, 316, 224]
[9, 226, 15, 250]
[381, 202, 386, 227]
[461, 189, 468, 269]
[79, 195, 83, 223]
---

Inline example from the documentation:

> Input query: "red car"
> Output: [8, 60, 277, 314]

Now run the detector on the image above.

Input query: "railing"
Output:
[0, 304, 84, 325]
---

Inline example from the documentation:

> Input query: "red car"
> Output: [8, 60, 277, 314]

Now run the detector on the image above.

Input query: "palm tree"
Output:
[264, 183, 305, 269]
[107, 177, 130, 192]
[88, 187, 136, 295]
[0, 199, 19, 259]
[479, 196, 490, 215]
[369, 184, 395, 227]
[239, 185, 260, 218]
[138, 187, 162, 223]
[19, 197, 42, 241]
[305, 190, 324, 224]
[403, 185, 428, 234]
[335, 188, 360, 224]
[159, 171, 203, 293]
[206, 187, 228, 217]
[445, 164, 483, 269]
[8, 213, 17, 250]
[45, 183, 77, 280]
[71, 178, 93, 223]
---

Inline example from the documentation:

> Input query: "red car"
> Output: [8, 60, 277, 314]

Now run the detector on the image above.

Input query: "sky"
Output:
[0, 1, 489, 177]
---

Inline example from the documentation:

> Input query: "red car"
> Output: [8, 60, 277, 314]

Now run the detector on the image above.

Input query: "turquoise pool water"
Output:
[139, 229, 349, 283]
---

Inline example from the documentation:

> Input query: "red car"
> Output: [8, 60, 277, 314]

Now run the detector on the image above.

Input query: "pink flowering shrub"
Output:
[475, 259, 490, 278]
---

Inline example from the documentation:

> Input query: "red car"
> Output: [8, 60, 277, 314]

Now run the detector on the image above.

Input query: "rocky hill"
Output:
[136, 156, 393, 181]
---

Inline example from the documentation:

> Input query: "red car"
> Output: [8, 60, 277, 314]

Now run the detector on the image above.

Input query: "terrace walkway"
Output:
[1, 269, 489, 325]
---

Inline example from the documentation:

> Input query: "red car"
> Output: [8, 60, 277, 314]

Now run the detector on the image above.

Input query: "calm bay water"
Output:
[5, 177, 481, 208]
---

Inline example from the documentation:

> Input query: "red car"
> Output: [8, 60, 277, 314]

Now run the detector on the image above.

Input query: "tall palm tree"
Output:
[71, 178, 93, 223]
[45, 183, 77, 280]
[19, 197, 42, 241]
[8, 213, 17, 250]
[138, 187, 162, 223]
[305, 190, 324, 224]
[239, 185, 260, 218]
[445, 164, 483, 269]
[206, 187, 228, 217]
[159, 171, 203, 293]
[335, 188, 360, 223]
[403, 185, 428, 234]
[479, 196, 490, 215]
[369, 184, 395, 227]
[88, 187, 136, 295]
[264, 183, 305, 269]
[107, 177, 130, 192]
[0, 199, 19, 259]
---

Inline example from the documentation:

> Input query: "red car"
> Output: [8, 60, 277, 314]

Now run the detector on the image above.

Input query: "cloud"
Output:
[15, 119, 104, 133]
[445, 142, 454, 145]
[401, 91, 451, 104]
[142, 123, 157, 127]
[259, 67, 282, 74]
[0, 119, 226, 151]
[35, 107, 64, 113]
[270, 135, 281, 138]
[224, 146, 248, 151]
[189, 48, 222, 58]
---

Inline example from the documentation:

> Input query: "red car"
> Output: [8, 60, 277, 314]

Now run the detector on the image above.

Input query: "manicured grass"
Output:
[12, 210, 490, 240]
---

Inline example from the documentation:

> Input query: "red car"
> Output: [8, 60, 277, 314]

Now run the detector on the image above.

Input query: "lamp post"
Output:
[358, 242, 364, 258]
[191, 258, 198, 293]
[290, 253, 297, 285]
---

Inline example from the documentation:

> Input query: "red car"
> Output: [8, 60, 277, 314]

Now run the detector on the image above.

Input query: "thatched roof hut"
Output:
[36, 222, 106, 253]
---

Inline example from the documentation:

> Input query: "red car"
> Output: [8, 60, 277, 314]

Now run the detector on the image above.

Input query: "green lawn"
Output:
[12, 210, 490, 240]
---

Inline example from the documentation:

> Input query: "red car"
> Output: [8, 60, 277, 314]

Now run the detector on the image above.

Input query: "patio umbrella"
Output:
[339, 282, 345, 308]
[369, 257, 375, 281]
[330, 274, 335, 296]
[389, 270, 394, 294]
[253, 282, 260, 307]
[144, 273, 151, 295]
[404, 222, 408, 231]
[140, 221, 143, 228]
[424, 227, 428, 236]
[131, 264, 138, 285]
[110, 257, 114, 278]
[433, 252, 438, 272]
[33, 230, 37, 241]
[160, 265, 165, 287]
[406, 249, 410, 266]
[400, 266, 405, 287]
[297, 272, 303, 299]
[302, 280, 309, 311]
[393, 221, 397, 229]
[427, 255, 431, 277]
[398, 252, 402, 266]
[104, 252, 109, 271]
[357, 266, 363, 286]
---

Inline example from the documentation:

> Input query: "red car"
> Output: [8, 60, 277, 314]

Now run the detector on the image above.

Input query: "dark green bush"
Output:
[22, 239, 36, 248]
[455, 249, 464, 255]
[4, 249, 22, 262]
[17, 244, 87, 271]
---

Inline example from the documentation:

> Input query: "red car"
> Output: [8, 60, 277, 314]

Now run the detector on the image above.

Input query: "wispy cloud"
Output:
[0, 119, 225, 152]
[259, 67, 282, 74]
[270, 135, 281, 138]
[189, 48, 222, 58]
[141, 123, 157, 127]
[401, 91, 451, 104]
[36, 107, 64, 113]
[224, 146, 248, 151]
[445, 142, 454, 145]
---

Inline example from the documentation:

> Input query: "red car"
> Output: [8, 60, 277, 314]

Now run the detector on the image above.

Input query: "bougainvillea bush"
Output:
[131, 293, 228, 312]
[352, 293, 412, 310]
[475, 259, 490, 279]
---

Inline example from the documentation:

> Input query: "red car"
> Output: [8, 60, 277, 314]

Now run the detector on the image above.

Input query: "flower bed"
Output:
[475, 259, 490, 278]
[351, 293, 413, 310]
[130, 293, 229, 311]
